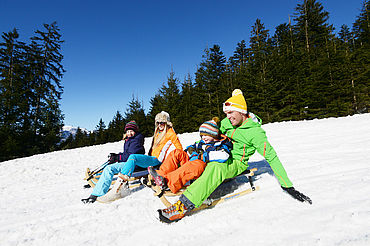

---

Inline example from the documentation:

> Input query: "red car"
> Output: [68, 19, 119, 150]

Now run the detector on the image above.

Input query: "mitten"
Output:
[282, 186, 312, 204]
[200, 151, 209, 163]
[108, 153, 120, 164]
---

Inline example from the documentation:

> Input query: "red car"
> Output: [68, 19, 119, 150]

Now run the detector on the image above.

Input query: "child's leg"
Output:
[157, 149, 189, 176]
[120, 154, 161, 176]
[165, 159, 207, 193]
[91, 162, 125, 197]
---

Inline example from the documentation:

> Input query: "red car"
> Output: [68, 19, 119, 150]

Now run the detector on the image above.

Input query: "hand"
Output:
[200, 152, 209, 163]
[186, 146, 196, 154]
[108, 153, 119, 164]
[281, 186, 312, 204]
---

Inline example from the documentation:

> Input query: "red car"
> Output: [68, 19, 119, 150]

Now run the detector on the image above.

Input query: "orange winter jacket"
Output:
[150, 127, 182, 162]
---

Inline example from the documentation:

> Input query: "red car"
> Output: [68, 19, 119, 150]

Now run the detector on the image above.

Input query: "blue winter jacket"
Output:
[120, 132, 145, 162]
[185, 135, 233, 163]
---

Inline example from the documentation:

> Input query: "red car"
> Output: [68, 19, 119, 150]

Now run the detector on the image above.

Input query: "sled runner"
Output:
[85, 160, 111, 182]
[148, 168, 259, 210]
[84, 166, 148, 189]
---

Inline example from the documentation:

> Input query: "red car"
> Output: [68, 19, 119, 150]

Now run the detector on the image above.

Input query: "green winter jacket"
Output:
[220, 113, 293, 188]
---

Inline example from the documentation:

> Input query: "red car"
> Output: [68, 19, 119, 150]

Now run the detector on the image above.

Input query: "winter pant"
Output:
[182, 159, 248, 208]
[157, 149, 207, 193]
[91, 154, 161, 197]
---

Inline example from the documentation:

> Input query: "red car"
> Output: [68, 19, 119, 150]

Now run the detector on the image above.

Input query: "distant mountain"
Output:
[61, 126, 90, 142]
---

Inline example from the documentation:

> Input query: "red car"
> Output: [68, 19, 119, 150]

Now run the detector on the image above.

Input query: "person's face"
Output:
[126, 129, 135, 138]
[157, 122, 166, 131]
[201, 135, 215, 144]
[225, 110, 245, 126]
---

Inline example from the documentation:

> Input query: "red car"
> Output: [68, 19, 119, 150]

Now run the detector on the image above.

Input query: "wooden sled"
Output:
[149, 168, 260, 209]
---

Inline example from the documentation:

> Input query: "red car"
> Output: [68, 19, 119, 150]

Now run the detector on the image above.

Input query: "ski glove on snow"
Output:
[282, 186, 312, 204]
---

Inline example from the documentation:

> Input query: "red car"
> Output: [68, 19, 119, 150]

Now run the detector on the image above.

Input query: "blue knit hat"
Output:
[199, 117, 220, 139]
[125, 120, 139, 132]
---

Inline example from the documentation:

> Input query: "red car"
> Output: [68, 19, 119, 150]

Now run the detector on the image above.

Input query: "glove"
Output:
[108, 153, 120, 164]
[186, 146, 196, 154]
[200, 151, 209, 163]
[281, 186, 312, 204]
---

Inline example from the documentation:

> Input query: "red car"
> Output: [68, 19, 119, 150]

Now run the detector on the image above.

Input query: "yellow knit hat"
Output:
[223, 89, 247, 114]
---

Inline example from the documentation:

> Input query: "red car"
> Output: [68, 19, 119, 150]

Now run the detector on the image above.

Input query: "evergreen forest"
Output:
[1, 0, 369, 161]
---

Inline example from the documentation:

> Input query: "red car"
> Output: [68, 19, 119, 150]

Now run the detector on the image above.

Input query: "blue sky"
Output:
[0, 0, 364, 130]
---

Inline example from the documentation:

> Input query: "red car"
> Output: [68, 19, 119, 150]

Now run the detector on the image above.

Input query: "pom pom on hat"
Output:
[232, 89, 243, 97]
[199, 117, 220, 139]
[223, 89, 247, 114]
[125, 120, 139, 132]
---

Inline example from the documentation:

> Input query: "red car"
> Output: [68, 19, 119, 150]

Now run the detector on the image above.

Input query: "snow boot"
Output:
[97, 174, 130, 203]
[157, 200, 188, 223]
[81, 195, 97, 204]
[148, 166, 167, 190]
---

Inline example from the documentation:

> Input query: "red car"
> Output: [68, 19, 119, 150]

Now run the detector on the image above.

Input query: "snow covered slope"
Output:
[1, 114, 369, 246]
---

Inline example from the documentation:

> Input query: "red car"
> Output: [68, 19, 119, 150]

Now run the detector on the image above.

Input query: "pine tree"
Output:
[178, 73, 198, 133]
[325, 25, 355, 116]
[95, 119, 107, 145]
[351, 0, 370, 113]
[293, 0, 335, 119]
[59, 133, 74, 150]
[353, 0, 370, 45]
[88, 131, 97, 146]
[27, 22, 65, 153]
[194, 45, 226, 122]
[228, 40, 250, 92]
[74, 127, 89, 147]
[107, 111, 125, 142]
[0, 29, 26, 160]
[270, 23, 301, 121]
[124, 94, 149, 136]
[248, 19, 275, 122]
[163, 71, 182, 129]
[148, 71, 182, 131]
[147, 93, 163, 134]
[337, 25, 359, 114]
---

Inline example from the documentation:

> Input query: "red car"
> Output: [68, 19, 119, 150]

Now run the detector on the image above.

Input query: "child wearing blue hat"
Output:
[148, 117, 232, 194]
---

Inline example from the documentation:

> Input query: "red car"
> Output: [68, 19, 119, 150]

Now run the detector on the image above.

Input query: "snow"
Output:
[1, 114, 370, 246]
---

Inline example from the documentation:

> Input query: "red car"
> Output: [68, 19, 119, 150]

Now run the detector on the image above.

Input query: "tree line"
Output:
[0, 22, 64, 161]
[1, 0, 369, 161]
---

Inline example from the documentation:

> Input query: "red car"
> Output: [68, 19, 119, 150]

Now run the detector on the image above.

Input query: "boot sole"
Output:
[157, 209, 183, 223]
